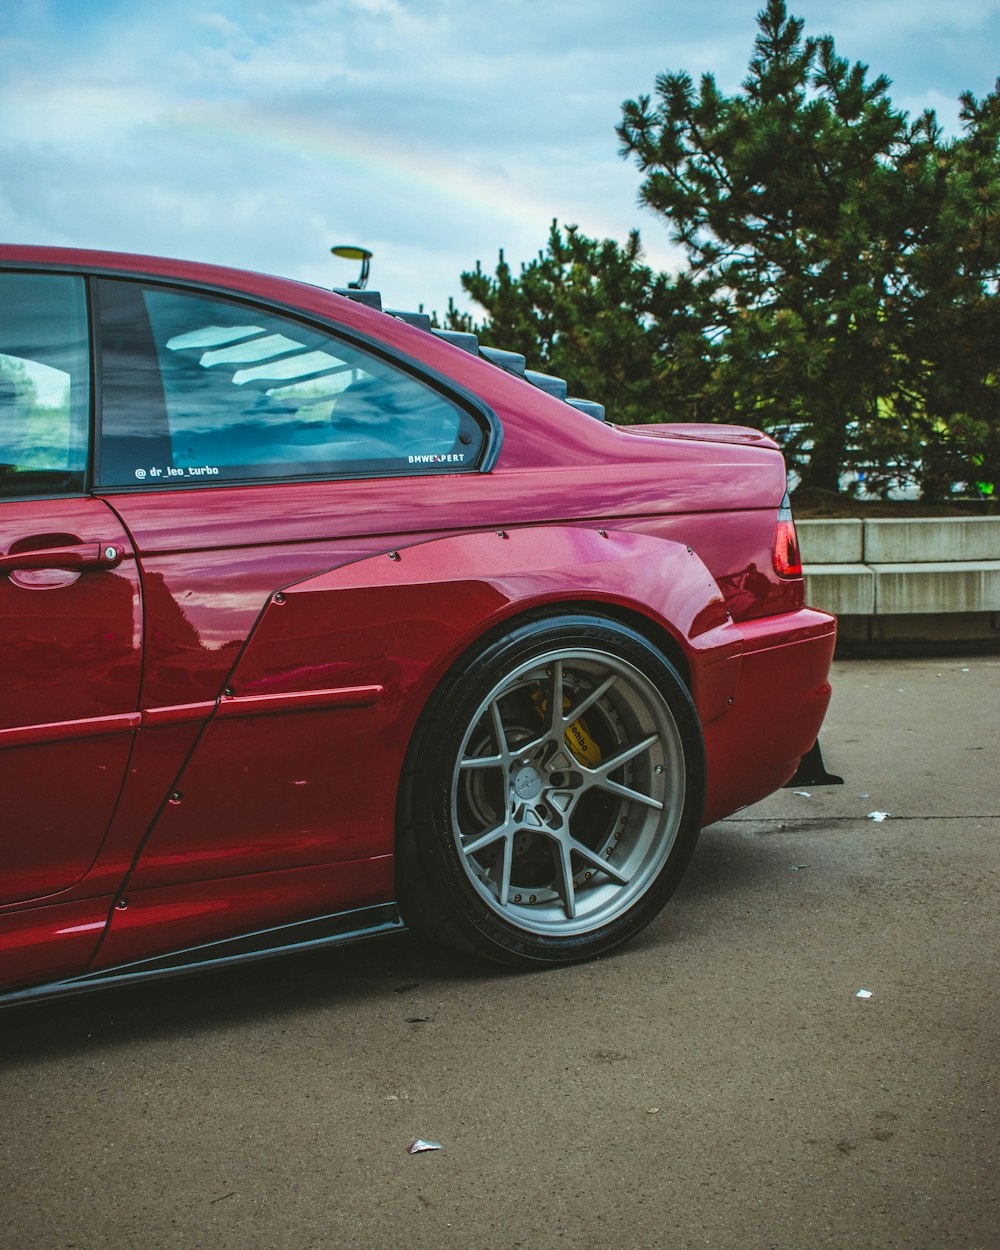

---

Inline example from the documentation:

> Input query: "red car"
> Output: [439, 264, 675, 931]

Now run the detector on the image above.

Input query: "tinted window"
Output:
[0, 273, 89, 499]
[97, 281, 483, 487]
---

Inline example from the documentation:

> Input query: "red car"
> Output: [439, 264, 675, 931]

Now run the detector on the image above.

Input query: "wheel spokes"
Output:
[596, 777, 664, 810]
[452, 647, 683, 937]
[547, 661, 564, 735]
[565, 834, 630, 885]
[563, 673, 616, 725]
[459, 752, 504, 771]
[544, 829, 632, 920]
[489, 698, 512, 761]
[495, 833, 514, 907]
[596, 732, 660, 773]
[578, 732, 664, 810]
[552, 838, 577, 919]
[461, 819, 513, 858]
[460, 814, 519, 907]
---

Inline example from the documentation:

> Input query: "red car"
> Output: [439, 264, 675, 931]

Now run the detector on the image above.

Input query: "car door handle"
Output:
[0, 542, 126, 574]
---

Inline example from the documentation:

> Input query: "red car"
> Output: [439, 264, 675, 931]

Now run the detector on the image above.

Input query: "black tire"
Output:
[396, 613, 704, 966]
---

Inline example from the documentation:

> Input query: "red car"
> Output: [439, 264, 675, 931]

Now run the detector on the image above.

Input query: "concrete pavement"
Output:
[1, 657, 997, 1249]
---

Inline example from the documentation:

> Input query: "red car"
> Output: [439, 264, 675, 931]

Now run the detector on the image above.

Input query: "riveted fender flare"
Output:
[116, 526, 746, 897]
[223, 524, 744, 729]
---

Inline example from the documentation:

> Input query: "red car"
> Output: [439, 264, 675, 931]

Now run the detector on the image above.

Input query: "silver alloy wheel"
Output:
[450, 647, 686, 936]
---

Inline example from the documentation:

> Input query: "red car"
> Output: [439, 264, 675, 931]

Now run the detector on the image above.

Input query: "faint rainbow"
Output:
[170, 103, 566, 229]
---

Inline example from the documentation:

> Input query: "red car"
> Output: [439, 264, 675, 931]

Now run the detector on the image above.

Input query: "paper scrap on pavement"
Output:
[856, 989, 873, 999]
[408, 1140, 443, 1154]
[867, 811, 889, 822]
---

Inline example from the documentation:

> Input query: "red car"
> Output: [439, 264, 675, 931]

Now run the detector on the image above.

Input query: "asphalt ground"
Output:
[1, 656, 997, 1250]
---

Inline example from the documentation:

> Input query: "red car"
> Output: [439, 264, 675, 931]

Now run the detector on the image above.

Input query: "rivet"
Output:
[496, 530, 508, 539]
[654, 764, 664, 774]
[115, 897, 128, 911]
[273, 592, 286, 605]
[584, 871, 592, 880]
[388, 550, 401, 561]
[169, 791, 183, 804]
[514, 893, 522, 903]
[686, 545, 693, 554]
[728, 697, 734, 705]
[598, 529, 608, 538]
[223, 687, 235, 697]
[528, 894, 537, 903]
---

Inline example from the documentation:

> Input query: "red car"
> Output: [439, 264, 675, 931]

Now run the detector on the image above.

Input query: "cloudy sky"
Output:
[2, 0, 997, 315]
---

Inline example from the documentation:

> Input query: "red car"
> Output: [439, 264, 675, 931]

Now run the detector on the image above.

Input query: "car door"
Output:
[0, 271, 142, 907]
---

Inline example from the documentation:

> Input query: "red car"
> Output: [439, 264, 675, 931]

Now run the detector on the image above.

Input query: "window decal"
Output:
[133, 465, 220, 481]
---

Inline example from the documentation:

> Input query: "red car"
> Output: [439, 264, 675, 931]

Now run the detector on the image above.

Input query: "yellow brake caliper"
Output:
[530, 688, 603, 766]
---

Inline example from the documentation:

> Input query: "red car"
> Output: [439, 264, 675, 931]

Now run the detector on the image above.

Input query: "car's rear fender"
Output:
[225, 524, 745, 730]
[117, 527, 743, 902]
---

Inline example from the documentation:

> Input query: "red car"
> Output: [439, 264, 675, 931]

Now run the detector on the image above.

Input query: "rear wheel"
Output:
[397, 614, 704, 965]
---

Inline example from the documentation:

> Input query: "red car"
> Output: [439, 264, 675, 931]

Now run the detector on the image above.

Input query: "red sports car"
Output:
[0, 245, 836, 1005]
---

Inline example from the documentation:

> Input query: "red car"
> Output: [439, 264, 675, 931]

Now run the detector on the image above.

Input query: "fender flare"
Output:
[223, 524, 744, 727]
[117, 525, 746, 898]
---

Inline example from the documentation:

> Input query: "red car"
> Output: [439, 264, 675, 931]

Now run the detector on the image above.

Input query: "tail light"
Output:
[773, 492, 802, 577]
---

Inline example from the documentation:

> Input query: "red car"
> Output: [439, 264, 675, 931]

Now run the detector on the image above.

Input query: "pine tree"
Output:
[447, 222, 712, 426]
[616, 0, 1000, 495]
[449, 1, 1000, 499]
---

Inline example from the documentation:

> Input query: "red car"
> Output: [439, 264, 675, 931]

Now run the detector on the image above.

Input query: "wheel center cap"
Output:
[512, 765, 543, 800]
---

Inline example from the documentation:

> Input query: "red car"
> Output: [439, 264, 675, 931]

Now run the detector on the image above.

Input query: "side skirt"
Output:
[0, 902, 405, 1011]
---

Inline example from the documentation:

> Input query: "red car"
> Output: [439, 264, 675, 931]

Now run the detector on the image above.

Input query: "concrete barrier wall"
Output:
[798, 516, 1000, 646]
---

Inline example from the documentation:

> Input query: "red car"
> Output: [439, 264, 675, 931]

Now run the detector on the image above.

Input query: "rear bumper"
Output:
[701, 608, 837, 825]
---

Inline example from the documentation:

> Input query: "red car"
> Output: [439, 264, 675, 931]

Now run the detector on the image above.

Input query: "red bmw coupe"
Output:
[0, 245, 837, 1005]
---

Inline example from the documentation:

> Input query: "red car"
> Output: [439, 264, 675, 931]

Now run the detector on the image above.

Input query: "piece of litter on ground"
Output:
[788, 864, 809, 871]
[961, 667, 970, 672]
[867, 811, 889, 822]
[856, 989, 873, 1000]
[858, 793, 870, 799]
[405, 1016, 433, 1024]
[408, 1140, 442, 1154]
[646, 1107, 660, 1114]
[794, 791, 811, 798]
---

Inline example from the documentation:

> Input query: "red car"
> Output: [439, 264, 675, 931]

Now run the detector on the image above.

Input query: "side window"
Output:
[0, 273, 89, 499]
[97, 280, 485, 487]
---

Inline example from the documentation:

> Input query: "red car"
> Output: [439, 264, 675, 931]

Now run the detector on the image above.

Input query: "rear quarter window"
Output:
[97, 280, 485, 488]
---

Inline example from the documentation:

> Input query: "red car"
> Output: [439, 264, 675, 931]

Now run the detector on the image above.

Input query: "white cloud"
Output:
[1, 78, 170, 145]
[2, 0, 997, 315]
